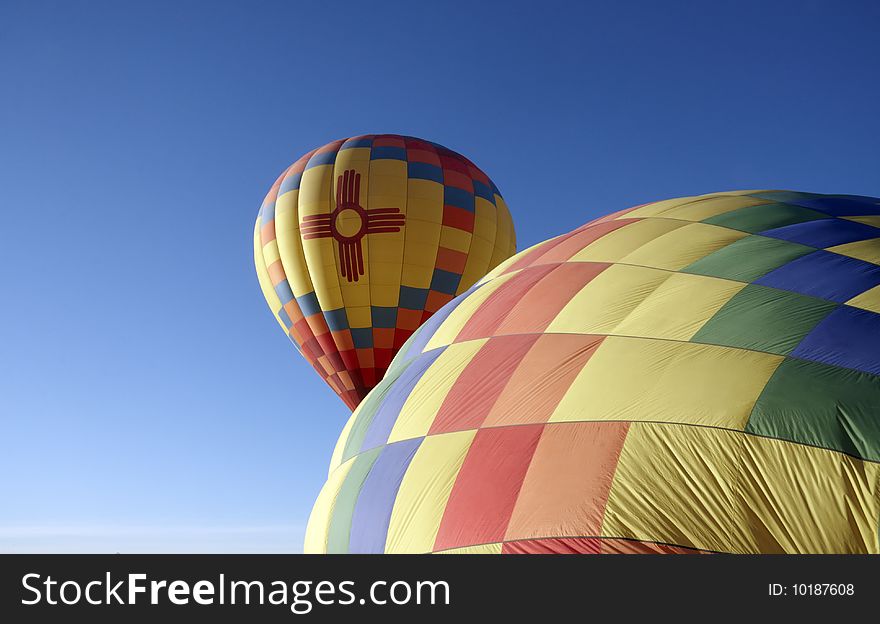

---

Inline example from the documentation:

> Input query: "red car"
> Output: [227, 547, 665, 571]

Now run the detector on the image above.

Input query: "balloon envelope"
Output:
[254, 135, 516, 409]
[305, 190, 880, 553]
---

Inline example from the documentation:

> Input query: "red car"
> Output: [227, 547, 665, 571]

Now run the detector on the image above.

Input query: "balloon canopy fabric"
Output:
[304, 190, 880, 554]
[254, 135, 516, 410]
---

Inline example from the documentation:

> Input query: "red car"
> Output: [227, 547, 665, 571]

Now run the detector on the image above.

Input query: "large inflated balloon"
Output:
[254, 135, 516, 410]
[305, 190, 880, 553]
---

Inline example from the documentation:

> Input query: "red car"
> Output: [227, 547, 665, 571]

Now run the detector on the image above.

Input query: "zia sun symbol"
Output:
[301, 169, 406, 282]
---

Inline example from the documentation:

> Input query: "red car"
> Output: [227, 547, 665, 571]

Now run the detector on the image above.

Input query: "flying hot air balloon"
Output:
[253, 135, 516, 410]
[304, 190, 880, 554]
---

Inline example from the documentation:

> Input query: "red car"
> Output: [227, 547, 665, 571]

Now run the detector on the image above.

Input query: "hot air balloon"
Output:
[304, 190, 880, 554]
[254, 135, 516, 410]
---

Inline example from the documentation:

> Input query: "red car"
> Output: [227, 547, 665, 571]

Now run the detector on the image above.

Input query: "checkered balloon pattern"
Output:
[254, 135, 516, 410]
[304, 190, 880, 554]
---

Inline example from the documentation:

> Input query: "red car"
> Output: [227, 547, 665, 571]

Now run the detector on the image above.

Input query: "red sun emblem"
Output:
[301, 169, 406, 282]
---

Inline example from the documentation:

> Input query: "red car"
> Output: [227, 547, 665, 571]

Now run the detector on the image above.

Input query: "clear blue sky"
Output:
[1, 0, 878, 552]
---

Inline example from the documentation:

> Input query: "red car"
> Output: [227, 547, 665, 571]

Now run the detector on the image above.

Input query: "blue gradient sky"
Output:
[1, 0, 878, 552]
